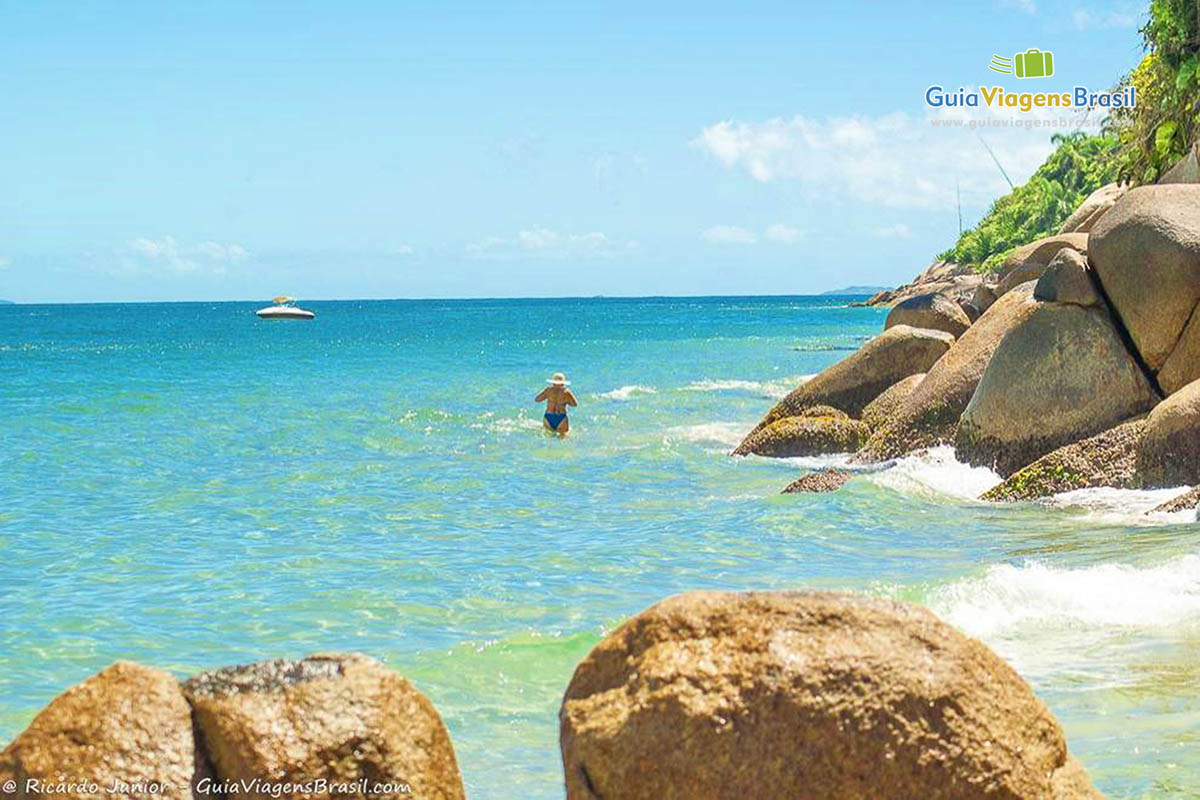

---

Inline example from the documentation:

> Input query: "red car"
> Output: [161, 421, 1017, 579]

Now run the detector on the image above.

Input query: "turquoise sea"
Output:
[1, 297, 1198, 798]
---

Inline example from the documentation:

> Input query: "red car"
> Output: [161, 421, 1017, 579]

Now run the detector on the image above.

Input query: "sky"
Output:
[0, 0, 1149, 302]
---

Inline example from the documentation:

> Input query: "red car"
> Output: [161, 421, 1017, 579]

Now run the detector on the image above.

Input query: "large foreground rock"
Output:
[741, 325, 953, 441]
[1136, 378, 1200, 488]
[983, 418, 1146, 501]
[183, 653, 465, 800]
[956, 302, 1158, 476]
[560, 591, 1100, 800]
[1058, 183, 1128, 234]
[996, 233, 1089, 296]
[1089, 184, 1200, 378]
[0, 662, 201, 800]
[733, 414, 869, 458]
[885, 292, 970, 337]
[855, 283, 1040, 463]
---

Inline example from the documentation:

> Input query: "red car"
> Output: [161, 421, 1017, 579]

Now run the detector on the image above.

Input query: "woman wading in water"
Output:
[535, 372, 577, 435]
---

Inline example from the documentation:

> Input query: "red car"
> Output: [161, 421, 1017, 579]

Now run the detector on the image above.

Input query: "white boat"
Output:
[256, 296, 315, 320]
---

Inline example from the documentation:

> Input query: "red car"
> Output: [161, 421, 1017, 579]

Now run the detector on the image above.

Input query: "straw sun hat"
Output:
[547, 372, 570, 386]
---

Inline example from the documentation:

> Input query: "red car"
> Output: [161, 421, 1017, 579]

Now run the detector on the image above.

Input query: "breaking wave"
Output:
[929, 555, 1200, 639]
[683, 375, 813, 399]
[598, 385, 657, 401]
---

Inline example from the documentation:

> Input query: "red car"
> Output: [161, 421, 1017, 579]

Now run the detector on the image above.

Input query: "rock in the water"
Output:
[183, 653, 465, 800]
[1150, 486, 1200, 513]
[1058, 183, 1128, 234]
[733, 414, 870, 458]
[559, 591, 1100, 800]
[1136, 378, 1200, 488]
[982, 418, 1146, 501]
[1159, 143, 1199, 184]
[1089, 184, 1200, 376]
[860, 373, 924, 431]
[885, 292, 970, 337]
[1034, 248, 1102, 307]
[854, 283, 1041, 463]
[781, 468, 854, 493]
[956, 302, 1157, 476]
[0, 662, 202, 800]
[996, 233, 1089, 296]
[740, 325, 954, 441]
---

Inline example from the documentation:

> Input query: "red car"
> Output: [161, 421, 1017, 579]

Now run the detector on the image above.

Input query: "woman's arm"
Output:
[565, 389, 578, 407]
[535, 388, 548, 402]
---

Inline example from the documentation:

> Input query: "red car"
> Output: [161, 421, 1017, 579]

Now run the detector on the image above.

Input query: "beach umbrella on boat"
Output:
[257, 295, 314, 320]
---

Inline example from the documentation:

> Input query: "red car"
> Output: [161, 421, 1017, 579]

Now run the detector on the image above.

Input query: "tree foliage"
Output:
[939, 133, 1119, 272]
[1109, 0, 1200, 182]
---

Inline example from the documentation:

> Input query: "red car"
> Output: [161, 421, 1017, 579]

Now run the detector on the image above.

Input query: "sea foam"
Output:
[667, 421, 750, 448]
[598, 385, 657, 401]
[869, 446, 1002, 501]
[683, 375, 814, 400]
[1047, 485, 1196, 524]
[930, 555, 1200, 638]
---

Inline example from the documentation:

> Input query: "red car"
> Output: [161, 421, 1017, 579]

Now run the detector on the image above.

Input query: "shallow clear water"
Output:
[1, 297, 1198, 798]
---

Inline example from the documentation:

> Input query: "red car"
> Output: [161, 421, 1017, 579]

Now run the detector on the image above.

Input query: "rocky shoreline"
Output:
[3, 591, 1104, 800]
[743, 174, 1200, 514]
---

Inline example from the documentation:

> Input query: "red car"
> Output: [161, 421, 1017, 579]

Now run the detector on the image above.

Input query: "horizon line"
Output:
[0, 289, 888, 306]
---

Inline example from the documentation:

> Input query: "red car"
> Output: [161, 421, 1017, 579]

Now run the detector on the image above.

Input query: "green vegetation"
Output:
[1109, 0, 1200, 182]
[982, 461, 1087, 502]
[939, 133, 1119, 272]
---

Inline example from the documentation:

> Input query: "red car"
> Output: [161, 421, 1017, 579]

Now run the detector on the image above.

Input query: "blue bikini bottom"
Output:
[544, 412, 567, 431]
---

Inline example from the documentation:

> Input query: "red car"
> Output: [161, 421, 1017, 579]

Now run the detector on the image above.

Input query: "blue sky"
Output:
[0, 0, 1147, 302]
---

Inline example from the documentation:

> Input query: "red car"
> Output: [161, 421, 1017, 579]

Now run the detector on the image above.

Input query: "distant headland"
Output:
[820, 286, 890, 296]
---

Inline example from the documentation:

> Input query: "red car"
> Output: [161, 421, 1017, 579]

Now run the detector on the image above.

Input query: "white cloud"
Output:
[466, 227, 632, 260]
[392, 244, 415, 256]
[701, 224, 805, 245]
[125, 236, 249, 275]
[874, 223, 914, 239]
[691, 99, 1077, 209]
[1071, 6, 1139, 29]
[701, 225, 758, 245]
[0, 257, 9, 270]
[765, 223, 803, 244]
[193, 241, 248, 262]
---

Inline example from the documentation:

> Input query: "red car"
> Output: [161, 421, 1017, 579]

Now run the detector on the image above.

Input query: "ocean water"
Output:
[1, 296, 1198, 798]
